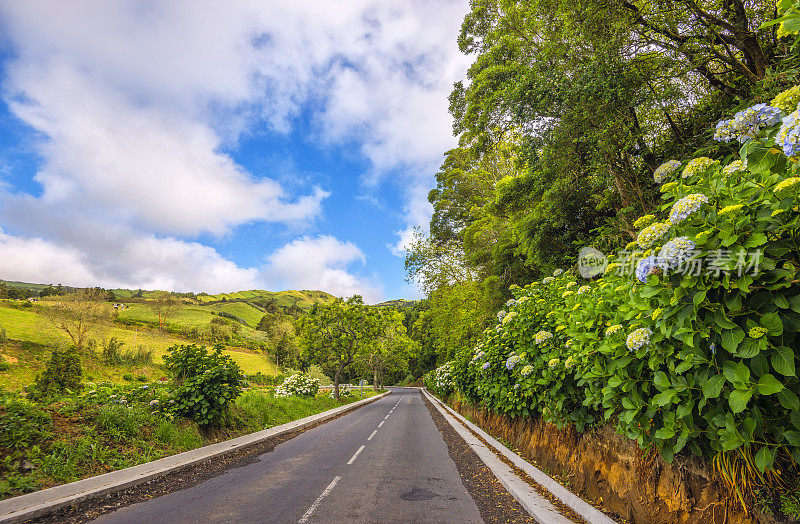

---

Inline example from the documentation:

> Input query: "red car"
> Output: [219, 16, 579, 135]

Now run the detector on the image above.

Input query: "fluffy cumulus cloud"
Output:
[0, 0, 468, 298]
[262, 236, 382, 303]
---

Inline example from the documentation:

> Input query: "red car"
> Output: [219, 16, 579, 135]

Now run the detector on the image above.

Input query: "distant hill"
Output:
[1, 280, 337, 310]
[373, 299, 418, 309]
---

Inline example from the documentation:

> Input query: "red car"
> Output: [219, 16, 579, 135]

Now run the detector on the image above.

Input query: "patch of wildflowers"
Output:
[520, 365, 533, 376]
[534, 331, 553, 344]
[542, 277, 555, 285]
[577, 285, 590, 295]
[553, 268, 564, 276]
[605, 324, 623, 336]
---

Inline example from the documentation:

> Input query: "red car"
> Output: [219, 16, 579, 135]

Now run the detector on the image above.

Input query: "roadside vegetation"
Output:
[415, 1, 800, 520]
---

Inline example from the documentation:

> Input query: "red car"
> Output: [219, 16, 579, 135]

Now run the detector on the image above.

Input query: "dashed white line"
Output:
[298, 476, 341, 523]
[378, 420, 384, 428]
[347, 445, 366, 465]
[384, 414, 390, 420]
[367, 429, 378, 441]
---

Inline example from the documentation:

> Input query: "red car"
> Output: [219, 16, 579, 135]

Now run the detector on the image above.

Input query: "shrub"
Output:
[163, 344, 245, 426]
[274, 373, 320, 397]
[453, 93, 800, 474]
[28, 348, 83, 401]
[425, 363, 454, 398]
[101, 337, 126, 365]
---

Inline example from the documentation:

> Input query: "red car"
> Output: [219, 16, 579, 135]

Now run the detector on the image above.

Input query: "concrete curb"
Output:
[0, 391, 390, 524]
[424, 389, 616, 524]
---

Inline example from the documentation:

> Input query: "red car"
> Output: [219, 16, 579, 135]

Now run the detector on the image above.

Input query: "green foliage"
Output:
[0, 396, 51, 450]
[28, 348, 83, 401]
[295, 296, 383, 398]
[163, 344, 245, 426]
[451, 106, 800, 468]
[96, 404, 154, 440]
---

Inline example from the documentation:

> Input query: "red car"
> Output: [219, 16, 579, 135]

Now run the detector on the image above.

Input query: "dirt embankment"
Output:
[449, 397, 753, 524]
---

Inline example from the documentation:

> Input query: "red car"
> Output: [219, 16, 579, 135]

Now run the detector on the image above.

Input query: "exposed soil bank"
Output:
[448, 396, 754, 524]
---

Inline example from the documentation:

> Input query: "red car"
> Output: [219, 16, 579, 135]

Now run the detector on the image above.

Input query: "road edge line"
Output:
[423, 389, 616, 524]
[0, 391, 391, 524]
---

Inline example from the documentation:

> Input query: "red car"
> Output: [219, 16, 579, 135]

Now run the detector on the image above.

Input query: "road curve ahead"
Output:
[91, 388, 483, 524]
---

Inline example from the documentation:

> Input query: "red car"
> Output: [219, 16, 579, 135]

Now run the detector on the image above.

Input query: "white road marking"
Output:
[367, 430, 378, 441]
[298, 476, 341, 523]
[347, 445, 366, 465]
[384, 414, 390, 420]
[378, 421, 384, 428]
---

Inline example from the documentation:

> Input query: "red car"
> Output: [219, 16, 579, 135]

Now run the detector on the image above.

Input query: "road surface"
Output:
[91, 388, 484, 524]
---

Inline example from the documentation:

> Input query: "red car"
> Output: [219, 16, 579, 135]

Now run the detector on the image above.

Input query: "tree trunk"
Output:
[334, 366, 341, 401]
[373, 368, 378, 390]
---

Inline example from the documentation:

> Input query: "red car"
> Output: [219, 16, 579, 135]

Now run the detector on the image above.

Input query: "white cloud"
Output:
[0, 0, 469, 297]
[262, 235, 383, 303]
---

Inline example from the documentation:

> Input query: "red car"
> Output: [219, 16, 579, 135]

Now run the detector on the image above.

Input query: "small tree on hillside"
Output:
[148, 292, 180, 330]
[295, 296, 381, 400]
[43, 288, 111, 351]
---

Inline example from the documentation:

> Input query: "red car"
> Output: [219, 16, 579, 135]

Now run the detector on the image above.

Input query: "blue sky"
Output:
[0, 1, 470, 302]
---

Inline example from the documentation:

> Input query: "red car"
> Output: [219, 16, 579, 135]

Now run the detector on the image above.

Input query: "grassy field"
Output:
[0, 302, 278, 392]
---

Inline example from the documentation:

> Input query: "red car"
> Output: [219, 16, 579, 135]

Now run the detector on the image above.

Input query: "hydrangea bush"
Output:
[274, 373, 321, 397]
[424, 362, 455, 397]
[451, 88, 800, 472]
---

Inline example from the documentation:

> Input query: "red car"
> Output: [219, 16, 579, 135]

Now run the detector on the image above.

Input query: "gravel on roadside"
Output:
[421, 393, 538, 524]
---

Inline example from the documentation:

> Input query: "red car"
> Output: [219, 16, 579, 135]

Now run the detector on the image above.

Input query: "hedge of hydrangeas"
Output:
[274, 373, 321, 397]
[444, 87, 800, 471]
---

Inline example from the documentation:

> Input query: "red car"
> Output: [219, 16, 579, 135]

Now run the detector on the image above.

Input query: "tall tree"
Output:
[295, 296, 381, 400]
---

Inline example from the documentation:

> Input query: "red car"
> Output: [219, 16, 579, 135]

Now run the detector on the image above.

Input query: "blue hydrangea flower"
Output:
[728, 104, 783, 142]
[506, 354, 521, 370]
[658, 236, 696, 270]
[714, 119, 735, 142]
[777, 109, 800, 158]
[669, 193, 709, 224]
[482, 361, 490, 370]
[635, 256, 659, 283]
[653, 160, 681, 183]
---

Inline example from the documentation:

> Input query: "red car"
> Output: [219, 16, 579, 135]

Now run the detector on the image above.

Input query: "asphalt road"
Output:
[91, 388, 484, 524]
